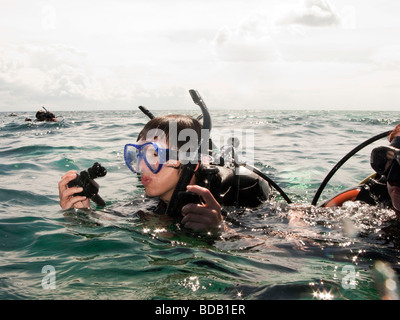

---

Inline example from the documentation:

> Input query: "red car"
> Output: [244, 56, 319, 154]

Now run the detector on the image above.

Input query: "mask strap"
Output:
[390, 136, 400, 148]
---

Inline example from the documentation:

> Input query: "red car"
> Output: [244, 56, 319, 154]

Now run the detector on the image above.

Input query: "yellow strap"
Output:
[359, 173, 377, 185]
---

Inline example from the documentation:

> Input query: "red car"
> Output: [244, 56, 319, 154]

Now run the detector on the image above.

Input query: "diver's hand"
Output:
[181, 185, 225, 234]
[58, 170, 90, 209]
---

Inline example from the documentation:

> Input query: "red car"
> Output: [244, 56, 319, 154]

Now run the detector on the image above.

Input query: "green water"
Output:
[1, 109, 399, 300]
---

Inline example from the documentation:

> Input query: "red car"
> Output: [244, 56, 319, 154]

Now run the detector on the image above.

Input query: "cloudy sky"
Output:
[1, 0, 400, 111]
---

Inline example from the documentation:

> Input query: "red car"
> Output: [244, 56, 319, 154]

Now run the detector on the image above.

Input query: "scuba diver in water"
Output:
[319, 123, 400, 215]
[58, 90, 275, 234]
[37, 107, 58, 122]
[26, 107, 58, 122]
[369, 123, 400, 214]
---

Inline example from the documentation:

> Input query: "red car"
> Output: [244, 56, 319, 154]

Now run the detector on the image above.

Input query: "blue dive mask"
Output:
[124, 142, 170, 174]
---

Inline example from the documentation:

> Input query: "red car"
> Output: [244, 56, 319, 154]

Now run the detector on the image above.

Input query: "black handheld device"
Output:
[67, 162, 107, 207]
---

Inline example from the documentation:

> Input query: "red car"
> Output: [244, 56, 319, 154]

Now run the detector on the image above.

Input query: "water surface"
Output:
[1, 109, 399, 300]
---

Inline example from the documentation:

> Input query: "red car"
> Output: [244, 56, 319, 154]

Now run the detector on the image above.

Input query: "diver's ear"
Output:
[194, 163, 200, 172]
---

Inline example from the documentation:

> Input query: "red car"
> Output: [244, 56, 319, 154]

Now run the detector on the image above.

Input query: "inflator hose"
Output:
[311, 130, 391, 206]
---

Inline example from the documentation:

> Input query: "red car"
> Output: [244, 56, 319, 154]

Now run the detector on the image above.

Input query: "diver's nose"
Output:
[137, 158, 148, 174]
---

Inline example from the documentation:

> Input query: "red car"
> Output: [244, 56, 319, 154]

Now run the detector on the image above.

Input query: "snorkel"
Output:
[165, 90, 211, 217]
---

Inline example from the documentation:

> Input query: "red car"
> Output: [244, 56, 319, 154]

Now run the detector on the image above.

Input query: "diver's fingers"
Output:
[60, 195, 89, 210]
[58, 171, 78, 196]
[181, 203, 223, 234]
[62, 186, 83, 198]
[182, 221, 208, 233]
[181, 210, 225, 233]
[181, 203, 218, 218]
[181, 211, 211, 232]
[61, 170, 78, 181]
[182, 185, 223, 231]
[59, 186, 88, 209]
[186, 185, 219, 209]
[181, 205, 216, 223]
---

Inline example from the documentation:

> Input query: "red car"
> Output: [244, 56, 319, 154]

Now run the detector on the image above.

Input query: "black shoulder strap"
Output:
[356, 177, 390, 205]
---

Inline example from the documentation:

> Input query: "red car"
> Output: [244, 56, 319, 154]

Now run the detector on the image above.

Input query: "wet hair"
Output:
[36, 110, 45, 121]
[137, 114, 202, 150]
[389, 123, 400, 143]
[35, 109, 56, 121]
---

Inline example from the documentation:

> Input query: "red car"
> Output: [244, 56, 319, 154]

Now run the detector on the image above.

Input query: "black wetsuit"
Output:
[355, 175, 391, 207]
[356, 175, 400, 247]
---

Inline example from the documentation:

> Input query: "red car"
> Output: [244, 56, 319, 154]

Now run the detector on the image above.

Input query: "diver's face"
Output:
[388, 183, 400, 212]
[387, 134, 400, 212]
[137, 139, 181, 202]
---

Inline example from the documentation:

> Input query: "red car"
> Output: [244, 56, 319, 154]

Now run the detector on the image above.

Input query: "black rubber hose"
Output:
[243, 163, 292, 204]
[311, 130, 392, 206]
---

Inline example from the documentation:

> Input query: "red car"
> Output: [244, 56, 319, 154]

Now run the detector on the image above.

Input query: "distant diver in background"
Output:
[26, 106, 58, 122]
[35, 107, 58, 122]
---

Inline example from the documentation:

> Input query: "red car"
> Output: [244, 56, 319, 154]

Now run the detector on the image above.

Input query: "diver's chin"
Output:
[392, 198, 400, 211]
[144, 189, 156, 198]
[390, 191, 400, 213]
[390, 185, 400, 195]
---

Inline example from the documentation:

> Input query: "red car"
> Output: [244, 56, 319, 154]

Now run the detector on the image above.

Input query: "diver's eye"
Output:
[144, 146, 159, 164]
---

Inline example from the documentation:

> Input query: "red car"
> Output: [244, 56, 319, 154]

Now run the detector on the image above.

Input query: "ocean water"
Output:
[1, 108, 400, 300]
